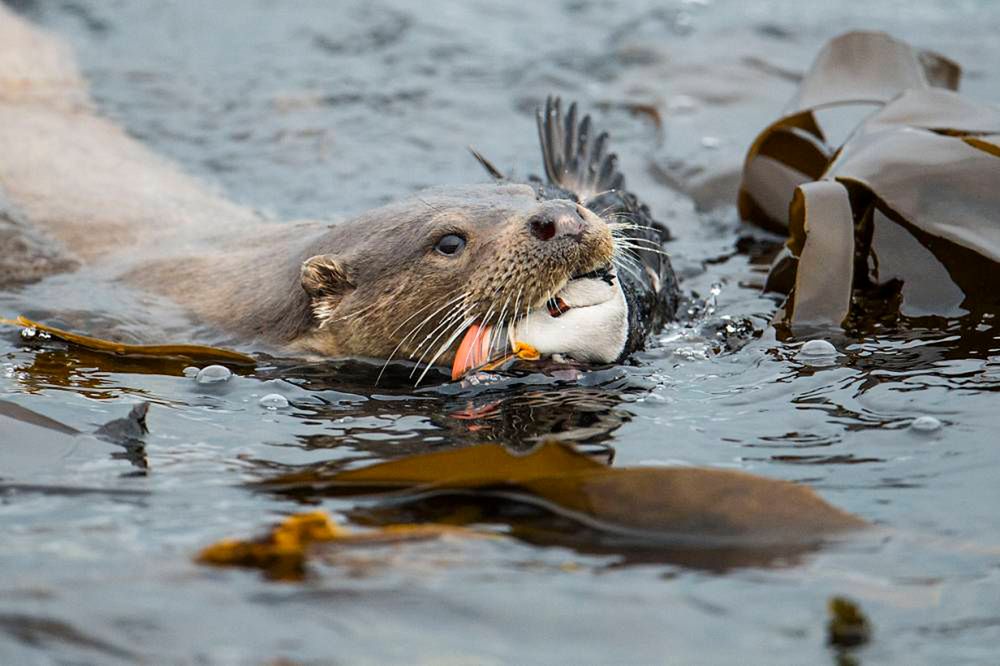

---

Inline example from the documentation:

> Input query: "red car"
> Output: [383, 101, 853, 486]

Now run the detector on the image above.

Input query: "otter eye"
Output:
[434, 234, 466, 256]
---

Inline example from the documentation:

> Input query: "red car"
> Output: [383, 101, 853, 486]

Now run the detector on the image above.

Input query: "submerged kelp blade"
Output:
[265, 442, 864, 547]
[520, 466, 863, 543]
[6, 316, 256, 366]
[783, 182, 854, 329]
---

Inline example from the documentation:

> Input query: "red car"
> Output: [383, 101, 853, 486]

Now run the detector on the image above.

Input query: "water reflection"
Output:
[255, 361, 640, 464]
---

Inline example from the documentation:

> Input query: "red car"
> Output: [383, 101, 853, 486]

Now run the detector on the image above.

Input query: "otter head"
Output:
[296, 182, 626, 380]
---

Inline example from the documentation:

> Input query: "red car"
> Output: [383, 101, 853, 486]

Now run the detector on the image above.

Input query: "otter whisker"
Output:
[376, 291, 467, 385]
[489, 295, 513, 359]
[458, 302, 496, 375]
[606, 217, 651, 227]
[511, 286, 524, 325]
[608, 222, 664, 238]
[615, 254, 651, 287]
[404, 295, 472, 359]
[388, 290, 465, 338]
[409, 302, 474, 376]
[414, 315, 478, 387]
[614, 237, 667, 251]
[505, 286, 524, 350]
[613, 243, 646, 270]
[611, 248, 645, 284]
[614, 261, 644, 285]
[609, 229, 667, 245]
[614, 241, 672, 258]
[416, 306, 478, 381]
[593, 202, 623, 219]
[325, 299, 381, 326]
[407, 299, 473, 368]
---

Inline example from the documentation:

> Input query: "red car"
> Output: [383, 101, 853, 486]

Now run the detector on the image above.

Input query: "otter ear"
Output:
[301, 255, 353, 297]
[301, 255, 354, 326]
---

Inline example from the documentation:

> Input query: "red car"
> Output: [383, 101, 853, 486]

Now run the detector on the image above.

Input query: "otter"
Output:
[0, 8, 678, 381]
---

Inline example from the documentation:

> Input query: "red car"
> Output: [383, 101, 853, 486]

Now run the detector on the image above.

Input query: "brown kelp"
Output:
[739, 31, 1000, 331]
[234, 441, 865, 574]
[196, 511, 490, 581]
[1, 315, 256, 367]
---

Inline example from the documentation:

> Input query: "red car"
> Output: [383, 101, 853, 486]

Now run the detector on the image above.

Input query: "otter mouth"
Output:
[569, 263, 615, 284]
[450, 263, 619, 380]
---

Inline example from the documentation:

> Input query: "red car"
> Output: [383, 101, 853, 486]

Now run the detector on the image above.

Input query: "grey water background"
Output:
[2, 0, 1000, 663]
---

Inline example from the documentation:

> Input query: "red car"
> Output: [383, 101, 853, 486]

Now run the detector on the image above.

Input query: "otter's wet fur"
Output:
[0, 7, 678, 372]
[133, 184, 618, 361]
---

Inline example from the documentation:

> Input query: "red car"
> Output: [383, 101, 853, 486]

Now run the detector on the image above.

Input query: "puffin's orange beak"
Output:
[451, 322, 494, 380]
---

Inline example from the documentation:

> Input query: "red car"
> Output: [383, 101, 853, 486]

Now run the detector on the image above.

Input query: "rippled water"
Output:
[3, 1, 1000, 663]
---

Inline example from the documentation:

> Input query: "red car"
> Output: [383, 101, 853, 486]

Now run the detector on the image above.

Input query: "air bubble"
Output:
[195, 365, 232, 384]
[910, 415, 942, 433]
[796, 339, 839, 365]
[799, 339, 836, 355]
[20, 327, 37, 339]
[259, 393, 289, 410]
[182, 366, 200, 378]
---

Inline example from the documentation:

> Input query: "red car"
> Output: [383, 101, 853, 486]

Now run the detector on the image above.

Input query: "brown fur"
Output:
[0, 8, 614, 363]
[289, 188, 614, 361]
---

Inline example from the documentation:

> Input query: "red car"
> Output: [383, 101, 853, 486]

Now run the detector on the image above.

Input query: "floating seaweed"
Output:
[739, 31, 1000, 332]
[1, 315, 256, 367]
[196, 511, 490, 581]
[255, 441, 865, 570]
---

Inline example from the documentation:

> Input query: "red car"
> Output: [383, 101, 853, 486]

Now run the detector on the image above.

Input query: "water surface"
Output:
[2, 1, 1000, 663]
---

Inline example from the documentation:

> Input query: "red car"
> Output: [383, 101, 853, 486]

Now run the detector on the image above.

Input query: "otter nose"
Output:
[528, 204, 587, 242]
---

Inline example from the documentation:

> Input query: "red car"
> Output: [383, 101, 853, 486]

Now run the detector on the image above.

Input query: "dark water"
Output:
[3, 1, 1000, 663]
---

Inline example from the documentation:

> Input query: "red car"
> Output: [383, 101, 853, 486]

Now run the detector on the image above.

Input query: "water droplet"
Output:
[910, 415, 942, 433]
[796, 339, 840, 365]
[20, 327, 37, 339]
[195, 365, 232, 384]
[259, 393, 289, 410]
[182, 366, 200, 378]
